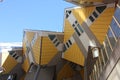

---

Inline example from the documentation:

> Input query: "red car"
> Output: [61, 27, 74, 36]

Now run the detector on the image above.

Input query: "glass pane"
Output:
[114, 7, 120, 24]
[107, 28, 116, 49]
[110, 19, 120, 39]
[104, 38, 112, 57]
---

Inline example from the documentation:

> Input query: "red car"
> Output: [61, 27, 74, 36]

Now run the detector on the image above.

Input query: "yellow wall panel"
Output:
[90, 7, 114, 44]
[41, 37, 58, 65]
[64, 43, 84, 66]
[22, 59, 29, 72]
[22, 41, 26, 55]
[32, 37, 41, 64]
[2, 55, 17, 73]
[64, 19, 74, 42]
[26, 31, 35, 42]
[72, 6, 95, 24]
[57, 63, 74, 80]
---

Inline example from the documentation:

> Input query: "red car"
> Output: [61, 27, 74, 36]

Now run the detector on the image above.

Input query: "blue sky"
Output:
[0, 0, 74, 42]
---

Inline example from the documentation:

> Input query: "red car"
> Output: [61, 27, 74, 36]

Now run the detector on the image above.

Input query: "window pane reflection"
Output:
[114, 7, 120, 24]
[110, 19, 120, 39]
[104, 38, 112, 57]
[107, 28, 116, 49]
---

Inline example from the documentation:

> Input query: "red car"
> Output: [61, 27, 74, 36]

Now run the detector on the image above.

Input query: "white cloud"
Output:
[0, 42, 22, 52]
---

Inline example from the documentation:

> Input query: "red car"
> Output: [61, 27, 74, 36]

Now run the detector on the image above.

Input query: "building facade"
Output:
[0, 0, 120, 80]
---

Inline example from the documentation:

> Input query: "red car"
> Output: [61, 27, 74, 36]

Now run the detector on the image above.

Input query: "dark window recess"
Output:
[68, 40, 72, 45]
[13, 54, 17, 57]
[48, 35, 56, 40]
[75, 20, 78, 24]
[93, 11, 98, 18]
[66, 14, 69, 18]
[63, 45, 67, 52]
[96, 6, 106, 13]
[75, 27, 81, 36]
[55, 42, 60, 46]
[15, 56, 19, 60]
[53, 38, 58, 43]
[9, 51, 15, 55]
[66, 42, 69, 48]
[72, 24, 75, 27]
[89, 16, 94, 22]
[68, 10, 72, 14]
[77, 24, 84, 33]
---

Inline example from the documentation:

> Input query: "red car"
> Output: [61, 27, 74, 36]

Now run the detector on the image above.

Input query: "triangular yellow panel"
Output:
[41, 37, 58, 65]
[90, 7, 115, 44]
[57, 63, 74, 80]
[63, 43, 84, 66]
[64, 19, 74, 42]
[72, 6, 95, 24]
[2, 53, 17, 73]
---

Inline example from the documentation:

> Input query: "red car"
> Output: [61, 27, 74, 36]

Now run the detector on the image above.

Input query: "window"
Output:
[66, 14, 69, 18]
[68, 40, 72, 45]
[49, 35, 56, 40]
[72, 24, 75, 27]
[110, 19, 120, 39]
[89, 16, 94, 22]
[96, 6, 106, 13]
[75, 20, 77, 24]
[75, 27, 81, 36]
[13, 53, 17, 57]
[55, 42, 60, 46]
[66, 10, 72, 19]
[93, 11, 98, 18]
[107, 28, 116, 49]
[53, 38, 57, 43]
[9, 51, 15, 55]
[63, 44, 67, 52]
[104, 37, 112, 57]
[66, 42, 69, 48]
[77, 24, 84, 33]
[114, 7, 120, 24]
[15, 56, 19, 60]
[68, 10, 71, 14]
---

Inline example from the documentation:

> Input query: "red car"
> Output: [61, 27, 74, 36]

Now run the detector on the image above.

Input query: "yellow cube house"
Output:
[62, 3, 114, 66]
[22, 30, 64, 72]
[1, 48, 22, 74]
